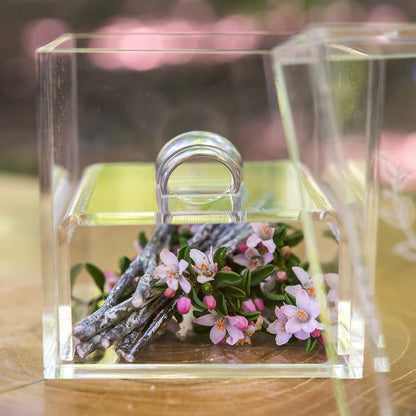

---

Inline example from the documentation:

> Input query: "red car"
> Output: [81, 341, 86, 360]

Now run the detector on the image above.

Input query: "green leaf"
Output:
[262, 291, 285, 301]
[138, 231, 148, 248]
[222, 286, 247, 298]
[213, 247, 227, 270]
[85, 263, 106, 292]
[284, 231, 304, 247]
[250, 265, 275, 286]
[190, 287, 207, 311]
[284, 292, 296, 305]
[181, 228, 192, 239]
[214, 290, 228, 316]
[214, 271, 242, 288]
[274, 224, 287, 244]
[70, 263, 83, 289]
[174, 311, 183, 324]
[193, 309, 207, 318]
[257, 328, 275, 338]
[118, 256, 131, 274]
[178, 245, 191, 263]
[241, 269, 251, 297]
[153, 281, 168, 291]
[306, 337, 318, 353]
[240, 310, 261, 320]
[179, 236, 188, 247]
[227, 297, 241, 312]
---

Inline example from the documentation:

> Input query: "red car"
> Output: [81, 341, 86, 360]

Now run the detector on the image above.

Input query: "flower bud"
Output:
[177, 297, 191, 314]
[202, 282, 213, 293]
[310, 329, 321, 338]
[277, 271, 287, 282]
[203, 295, 216, 310]
[241, 300, 256, 312]
[221, 266, 232, 271]
[253, 298, 264, 312]
[238, 244, 248, 253]
[229, 316, 249, 331]
[164, 288, 176, 298]
[281, 245, 291, 258]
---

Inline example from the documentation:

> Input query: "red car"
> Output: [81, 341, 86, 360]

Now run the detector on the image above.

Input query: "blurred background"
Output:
[0, 0, 414, 175]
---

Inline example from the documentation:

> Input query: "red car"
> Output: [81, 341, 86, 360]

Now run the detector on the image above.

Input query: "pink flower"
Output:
[241, 300, 256, 312]
[203, 295, 216, 310]
[221, 266, 232, 271]
[238, 244, 248, 253]
[154, 249, 191, 293]
[193, 311, 245, 345]
[229, 315, 249, 331]
[233, 247, 274, 271]
[236, 317, 262, 345]
[104, 271, 120, 292]
[285, 267, 320, 300]
[281, 289, 324, 335]
[267, 306, 310, 345]
[164, 288, 176, 298]
[177, 297, 191, 314]
[246, 223, 276, 253]
[253, 298, 264, 312]
[277, 271, 287, 282]
[190, 247, 218, 284]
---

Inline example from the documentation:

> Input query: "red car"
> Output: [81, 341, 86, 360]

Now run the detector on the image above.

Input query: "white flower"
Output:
[154, 249, 191, 293]
[190, 247, 218, 284]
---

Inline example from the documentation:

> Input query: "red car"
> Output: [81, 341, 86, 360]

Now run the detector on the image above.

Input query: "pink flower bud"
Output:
[241, 300, 256, 312]
[221, 266, 232, 271]
[253, 298, 264, 312]
[277, 271, 287, 282]
[164, 288, 176, 298]
[311, 329, 321, 338]
[202, 295, 216, 310]
[238, 244, 248, 253]
[318, 333, 327, 346]
[281, 246, 291, 258]
[177, 297, 191, 314]
[229, 316, 249, 331]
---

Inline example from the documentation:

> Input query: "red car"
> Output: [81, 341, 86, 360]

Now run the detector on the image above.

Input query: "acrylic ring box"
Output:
[37, 31, 388, 380]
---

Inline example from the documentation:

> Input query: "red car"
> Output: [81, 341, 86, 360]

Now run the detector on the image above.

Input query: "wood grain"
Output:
[0, 174, 415, 416]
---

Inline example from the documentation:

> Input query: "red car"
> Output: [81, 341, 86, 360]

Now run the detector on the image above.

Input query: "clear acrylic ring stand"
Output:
[155, 131, 243, 223]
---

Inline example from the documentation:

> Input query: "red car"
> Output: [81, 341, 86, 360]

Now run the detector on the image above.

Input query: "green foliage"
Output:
[222, 286, 246, 298]
[214, 270, 242, 288]
[118, 256, 131, 274]
[284, 230, 304, 247]
[241, 269, 251, 298]
[240, 310, 261, 320]
[85, 263, 106, 292]
[178, 245, 191, 263]
[214, 290, 228, 316]
[153, 281, 168, 291]
[138, 231, 148, 248]
[190, 287, 207, 311]
[262, 292, 285, 301]
[213, 247, 227, 270]
[305, 337, 319, 353]
[250, 265, 275, 286]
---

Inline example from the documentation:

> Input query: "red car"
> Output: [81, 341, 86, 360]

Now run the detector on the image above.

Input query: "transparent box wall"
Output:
[38, 32, 383, 380]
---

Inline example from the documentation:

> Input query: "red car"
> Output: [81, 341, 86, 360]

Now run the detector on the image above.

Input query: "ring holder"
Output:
[155, 131, 243, 223]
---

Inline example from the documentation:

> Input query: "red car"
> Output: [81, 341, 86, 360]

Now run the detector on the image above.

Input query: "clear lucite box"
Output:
[37, 30, 390, 380]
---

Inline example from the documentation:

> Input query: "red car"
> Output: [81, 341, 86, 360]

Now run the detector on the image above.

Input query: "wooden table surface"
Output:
[0, 173, 415, 416]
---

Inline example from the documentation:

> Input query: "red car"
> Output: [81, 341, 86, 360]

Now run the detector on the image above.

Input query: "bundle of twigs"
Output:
[73, 223, 253, 362]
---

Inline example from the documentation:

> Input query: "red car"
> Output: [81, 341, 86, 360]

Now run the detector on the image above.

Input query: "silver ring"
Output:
[156, 131, 243, 196]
